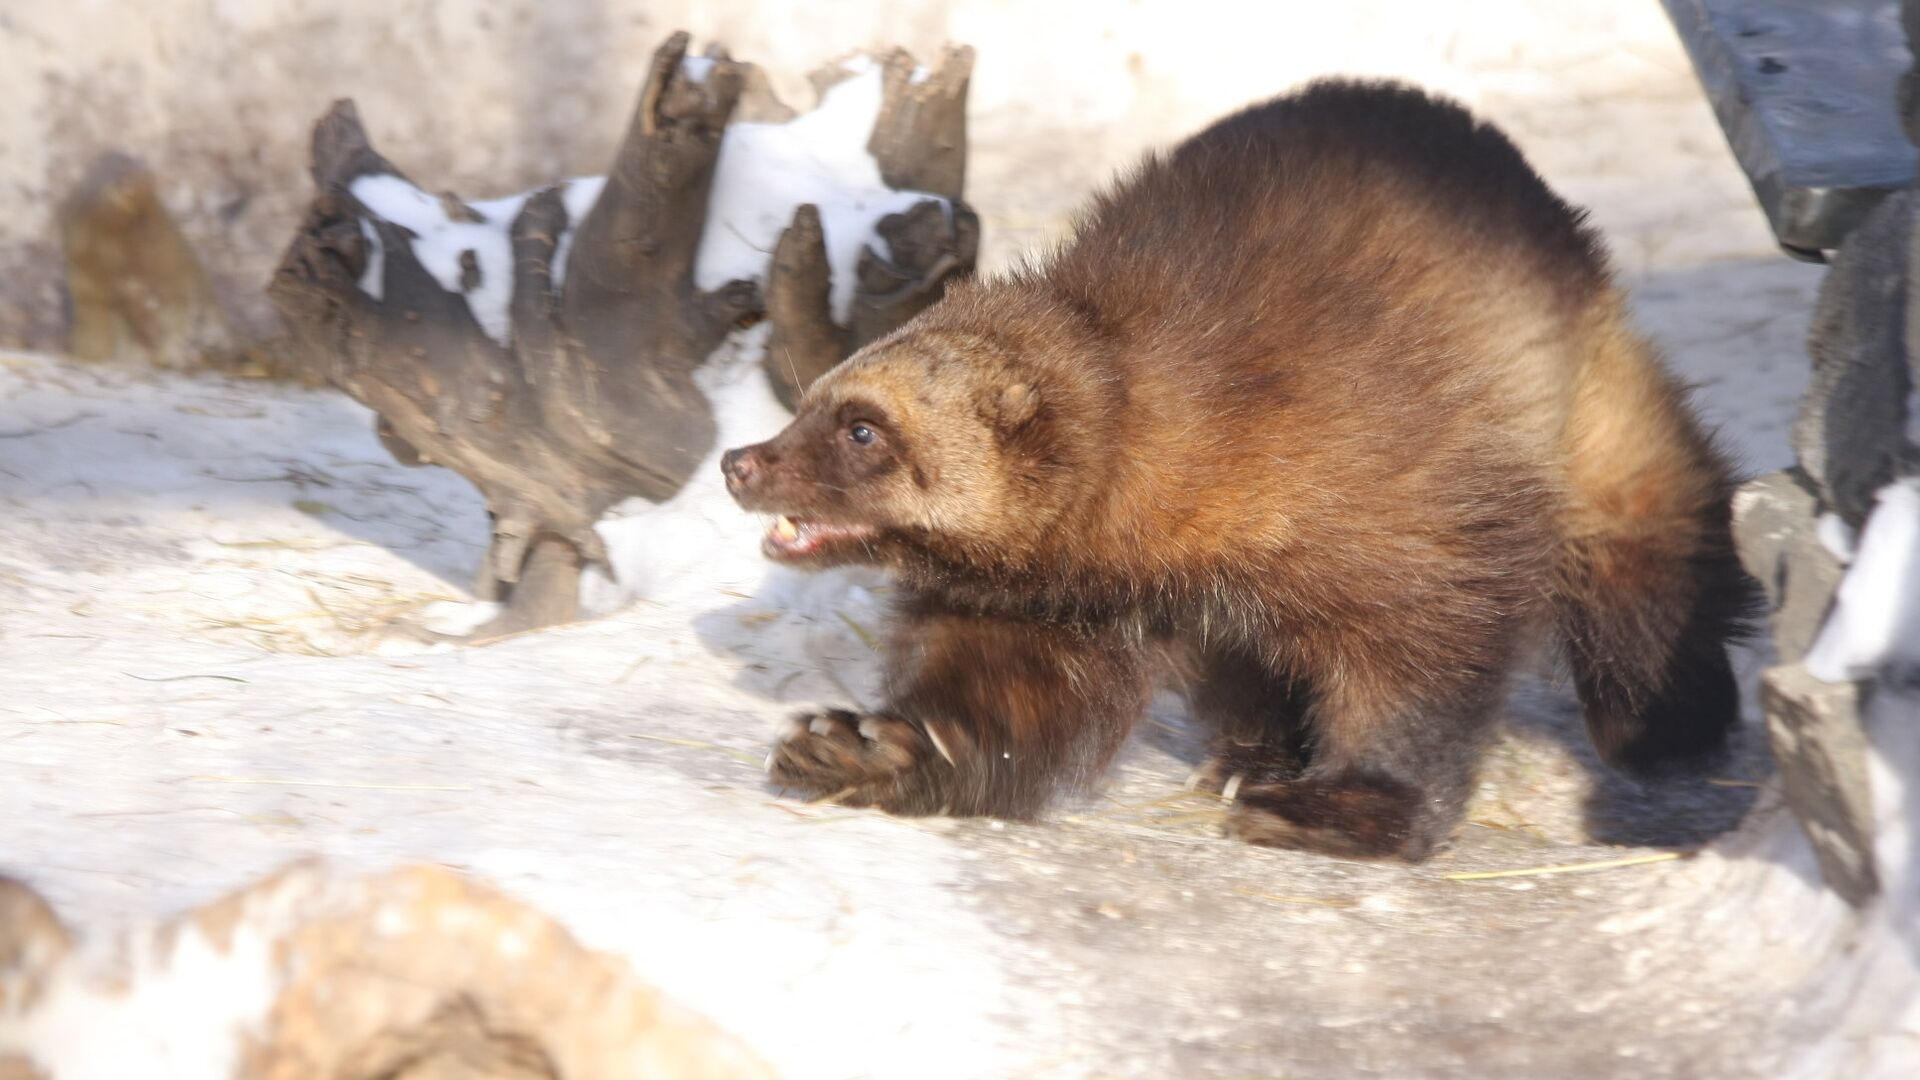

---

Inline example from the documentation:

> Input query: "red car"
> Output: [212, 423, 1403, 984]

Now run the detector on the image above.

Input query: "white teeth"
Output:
[774, 515, 800, 541]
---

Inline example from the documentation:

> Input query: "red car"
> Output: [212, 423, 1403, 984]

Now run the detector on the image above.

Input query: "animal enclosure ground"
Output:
[5, 10, 1912, 1077]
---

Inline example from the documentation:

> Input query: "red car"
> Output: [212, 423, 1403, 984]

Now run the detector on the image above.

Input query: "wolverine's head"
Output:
[722, 297, 1088, 571]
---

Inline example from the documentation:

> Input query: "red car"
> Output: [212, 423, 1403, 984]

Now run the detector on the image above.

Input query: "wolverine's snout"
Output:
[720, 445, 758, 496]
[723, 430, 818, 514]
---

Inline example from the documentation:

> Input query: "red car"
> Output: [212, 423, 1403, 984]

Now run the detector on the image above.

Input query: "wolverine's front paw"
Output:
[766, 709, 935, 808]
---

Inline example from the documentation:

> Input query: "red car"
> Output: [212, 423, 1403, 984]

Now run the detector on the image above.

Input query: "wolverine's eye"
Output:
[848, 423, 877, 446]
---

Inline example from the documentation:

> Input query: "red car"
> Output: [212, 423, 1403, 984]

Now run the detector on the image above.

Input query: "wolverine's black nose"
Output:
[720, 446, 755, 491]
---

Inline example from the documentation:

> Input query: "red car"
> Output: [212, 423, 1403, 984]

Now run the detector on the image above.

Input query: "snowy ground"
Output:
[3, 8, 1916, 1079]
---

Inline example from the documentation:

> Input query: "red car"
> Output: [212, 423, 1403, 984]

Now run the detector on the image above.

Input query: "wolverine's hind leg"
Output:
[1556, 307, 1760, 772]
[1228, 648, 1512, 861]
[1557, 524, 1754, 772]
[766, 592, 1152, 818]
[1182, 643, 1313, 796]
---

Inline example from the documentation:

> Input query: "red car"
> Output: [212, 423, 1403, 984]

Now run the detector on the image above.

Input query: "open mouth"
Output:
[763, 514, 881, 560]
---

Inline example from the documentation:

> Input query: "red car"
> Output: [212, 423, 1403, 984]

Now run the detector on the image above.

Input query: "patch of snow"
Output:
[580, 326, 789, 615]
[349, 174, 529, 346]
[679, 55, 715, 85]
[348, 171, 610, 323]
[578, 326, 888, 704]
[909, 63, 932, 85]
[549, 175, 607, 295]
[1865, 688, 1918, 934]
[345, 62, 942, 360]
[0, 874, 310, 1079]
[1818, 512, 1857, 564]
[356, 217, 385, 302]
[1806, 479, 1920, 682]
[418, 598, 501, 637]
[0, 349, 1017, 1080]
[575, 61, 954, 621]
[695, 62, 948, 323]
[1836, 681, 1920, 1078]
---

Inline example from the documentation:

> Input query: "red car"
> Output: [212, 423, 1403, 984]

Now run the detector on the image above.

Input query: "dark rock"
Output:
[1760, 664, 1880, 906]
[1901, 0, 1920, 146]
[1796, 190, 1914, 525]
[1907, 182, 1920, 470]
[1731, 469, 1849, 663]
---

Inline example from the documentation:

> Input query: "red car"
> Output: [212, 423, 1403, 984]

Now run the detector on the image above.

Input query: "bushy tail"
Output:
[1553, 302, 1761, 772]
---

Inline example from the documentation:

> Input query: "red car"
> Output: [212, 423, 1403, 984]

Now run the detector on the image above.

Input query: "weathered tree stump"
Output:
[764, 46, 979, 408]
[268, 33, 978, 640]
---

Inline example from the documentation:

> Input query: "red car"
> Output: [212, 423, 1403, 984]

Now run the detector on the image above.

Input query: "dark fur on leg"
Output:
[1223, 634, 1514, 861]
[1183, 644, 1313, 792]
[1567, 580, 1751, 775]
[767, 591, 1152, 817]
[1557, 440, 1762, 775]
[1230, 770, 1429, 860]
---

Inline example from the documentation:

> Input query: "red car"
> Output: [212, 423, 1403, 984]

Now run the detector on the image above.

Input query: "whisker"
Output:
[779, 343, 802, 399]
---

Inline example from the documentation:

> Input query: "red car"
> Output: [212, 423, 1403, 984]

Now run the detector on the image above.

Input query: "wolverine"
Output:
[721, 79, 1758, 861]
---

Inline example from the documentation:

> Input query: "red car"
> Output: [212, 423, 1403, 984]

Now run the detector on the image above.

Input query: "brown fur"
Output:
[723, 79, 1760, 861]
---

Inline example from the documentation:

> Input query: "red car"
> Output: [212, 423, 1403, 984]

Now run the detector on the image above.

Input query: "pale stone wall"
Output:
[0, 0, 1712, 350]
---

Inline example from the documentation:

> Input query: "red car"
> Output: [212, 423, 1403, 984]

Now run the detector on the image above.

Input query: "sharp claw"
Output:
[923, 722, 957, 767]
[1183, 767, 1205, 792]
[1221, 772, 1245, 803]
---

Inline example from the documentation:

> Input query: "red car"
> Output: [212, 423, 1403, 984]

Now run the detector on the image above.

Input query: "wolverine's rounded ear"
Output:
[972, 379, 1043, 440]
[995, 383, 1040, 429]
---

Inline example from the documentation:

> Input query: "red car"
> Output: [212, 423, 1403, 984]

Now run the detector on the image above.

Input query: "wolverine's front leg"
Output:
[767, 597, 1151, 818]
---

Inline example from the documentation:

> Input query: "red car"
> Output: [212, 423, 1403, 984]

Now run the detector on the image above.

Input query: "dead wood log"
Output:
[269, 33, 751, 639]
[764, 45, 980, 409]
[763, 199, 981, 410]
[268, 32, 977, 639]
[870, 46, 974, 200]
